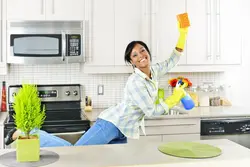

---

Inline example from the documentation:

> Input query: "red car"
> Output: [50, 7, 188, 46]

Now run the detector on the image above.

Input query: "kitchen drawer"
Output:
[145, 118, 200, 127]
[143, 124, 200, 135]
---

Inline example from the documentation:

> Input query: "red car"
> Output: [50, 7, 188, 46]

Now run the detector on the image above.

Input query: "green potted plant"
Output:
[13, 84, 46, 162]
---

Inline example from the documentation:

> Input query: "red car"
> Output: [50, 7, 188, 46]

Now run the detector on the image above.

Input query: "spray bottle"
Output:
[177, 79, 195, 110]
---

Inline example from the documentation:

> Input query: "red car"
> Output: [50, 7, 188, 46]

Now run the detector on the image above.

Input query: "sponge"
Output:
[177, 13, 190, 28]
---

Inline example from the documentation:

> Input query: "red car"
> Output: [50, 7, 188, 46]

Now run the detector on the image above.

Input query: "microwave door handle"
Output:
[62, 32, 66, 61]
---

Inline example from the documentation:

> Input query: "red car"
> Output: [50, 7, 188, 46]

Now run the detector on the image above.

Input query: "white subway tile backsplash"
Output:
[0, 64, 224, 108]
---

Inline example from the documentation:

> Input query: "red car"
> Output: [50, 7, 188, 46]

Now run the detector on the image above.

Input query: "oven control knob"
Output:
[73, 90, 78, 96]
[65, 91, 70, 96]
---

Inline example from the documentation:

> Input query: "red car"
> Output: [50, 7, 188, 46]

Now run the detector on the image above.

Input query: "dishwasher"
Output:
[200, 118, 250, 149]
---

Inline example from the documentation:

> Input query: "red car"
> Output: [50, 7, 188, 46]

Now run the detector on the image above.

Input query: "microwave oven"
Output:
[7, 21, 85, 64]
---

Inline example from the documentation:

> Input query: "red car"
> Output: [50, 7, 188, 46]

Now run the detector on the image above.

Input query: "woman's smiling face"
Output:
[130, 43, 151, 70]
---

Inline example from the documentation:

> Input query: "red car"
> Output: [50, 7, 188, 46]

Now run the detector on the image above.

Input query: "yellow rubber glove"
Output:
[176, 21, 189, 50]
[164, 82, 186, 109]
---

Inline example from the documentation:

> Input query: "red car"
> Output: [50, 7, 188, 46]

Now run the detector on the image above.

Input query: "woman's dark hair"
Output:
[124, 41, 151, 65]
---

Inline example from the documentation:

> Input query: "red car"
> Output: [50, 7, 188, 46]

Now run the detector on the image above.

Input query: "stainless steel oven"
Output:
[4, 84, 90, 148]
[7, 21, 85, 64]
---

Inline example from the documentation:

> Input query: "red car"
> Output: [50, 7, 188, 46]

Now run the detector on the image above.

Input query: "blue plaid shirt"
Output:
[98, 49, 182, 139]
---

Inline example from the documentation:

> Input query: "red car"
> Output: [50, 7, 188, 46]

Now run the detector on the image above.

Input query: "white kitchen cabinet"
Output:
[152, 0, 243, 70]
[152, 0, 187, 65]
[145, 118, 200, 138]
[187, 0, 243, 65]
[143, 120, 200, 136]
[128, 118, 200, 144]
[45, 0, 85, 21]
[6, 0, 44, 20]
[213, 0, 242, 65]
[84, 0, 114, 66]
[6, 0, 85, 21]
[114, 0, 145, 66]
[185, 0, 208, 65]
[83, 0, 145, 73]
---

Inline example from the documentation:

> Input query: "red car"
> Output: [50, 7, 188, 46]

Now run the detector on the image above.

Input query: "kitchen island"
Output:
[0, 139, 249, 167]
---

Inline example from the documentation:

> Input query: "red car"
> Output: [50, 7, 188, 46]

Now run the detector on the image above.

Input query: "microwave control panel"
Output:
[66, 34, 81, 56]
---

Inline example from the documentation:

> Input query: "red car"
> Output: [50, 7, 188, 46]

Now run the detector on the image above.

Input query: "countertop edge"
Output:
[83, 106, 250, 122]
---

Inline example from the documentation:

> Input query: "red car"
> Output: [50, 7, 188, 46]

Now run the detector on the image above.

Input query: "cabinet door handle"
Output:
[62, 32, 66, 61]
[216, 0, 221, 60]
[206, 0, 212, 60]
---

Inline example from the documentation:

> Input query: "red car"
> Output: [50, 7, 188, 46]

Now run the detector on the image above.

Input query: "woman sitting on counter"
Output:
[5, 19, 189, 147]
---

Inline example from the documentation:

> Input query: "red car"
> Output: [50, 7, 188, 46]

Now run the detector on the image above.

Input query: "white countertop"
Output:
[0, 139, 249, 167]
[84, 106, 250, 122]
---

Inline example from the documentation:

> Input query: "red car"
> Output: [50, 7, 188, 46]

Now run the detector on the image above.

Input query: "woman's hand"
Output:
[178, 21, 189, 34]
[164, 82, 186, 109]
[176, 21, 189, 51]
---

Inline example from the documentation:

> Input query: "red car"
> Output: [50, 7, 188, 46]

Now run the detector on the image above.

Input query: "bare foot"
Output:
[12, 130, 20, 140]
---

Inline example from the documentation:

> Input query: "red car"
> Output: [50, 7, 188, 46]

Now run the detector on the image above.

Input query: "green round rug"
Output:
[158, 141, 222, 159]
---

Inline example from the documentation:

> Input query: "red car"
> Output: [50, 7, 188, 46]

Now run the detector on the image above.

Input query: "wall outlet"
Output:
[97, 85, 104, 95]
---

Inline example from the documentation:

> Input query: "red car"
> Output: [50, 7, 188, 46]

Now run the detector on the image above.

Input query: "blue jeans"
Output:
[35, 119, 127, 147]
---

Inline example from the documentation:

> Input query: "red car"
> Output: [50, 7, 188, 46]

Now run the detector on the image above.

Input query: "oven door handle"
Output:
[61, 32, 66, 61]
[51, 130, 85, 136]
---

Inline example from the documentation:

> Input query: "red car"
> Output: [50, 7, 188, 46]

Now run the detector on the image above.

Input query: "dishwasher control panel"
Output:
[201, 119, 250, 135]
